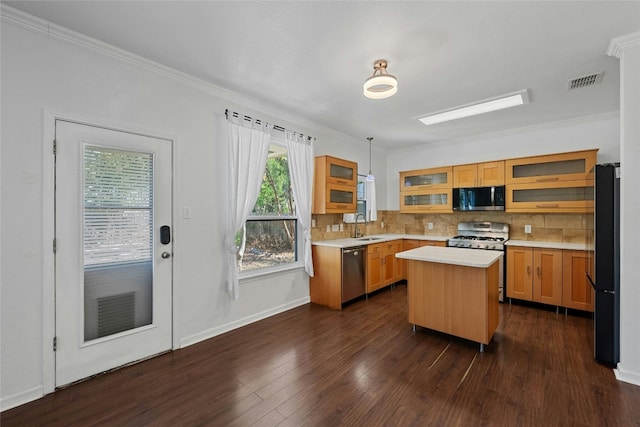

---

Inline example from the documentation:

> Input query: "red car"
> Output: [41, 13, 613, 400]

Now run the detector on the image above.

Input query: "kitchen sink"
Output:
[357, 237, 383, 241]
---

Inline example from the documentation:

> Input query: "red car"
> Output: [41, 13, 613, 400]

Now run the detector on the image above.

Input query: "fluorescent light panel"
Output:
[418, 90, 529, 126]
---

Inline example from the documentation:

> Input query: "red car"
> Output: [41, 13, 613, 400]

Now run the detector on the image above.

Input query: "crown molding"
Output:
[0, 4, 363, 145]
[607, 31, 640, 58]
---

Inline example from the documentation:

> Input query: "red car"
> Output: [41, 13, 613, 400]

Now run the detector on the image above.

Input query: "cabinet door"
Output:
[325, 156, 357, 186]
[453, 164, 477, 187]
[381, 240, 400, 284]
[478, 161, 505, 186]
[506, 247, 533, 300]
[505, 150, 597, 184]
[562, 250, 594, 311]
[506, 180, 594, 213]
[400, 166, 452, 191]
[325, 183, 357, 212]
[366, 244, 383, 293]
[533, 248, 563, 305]
[400, 189, 453, 213]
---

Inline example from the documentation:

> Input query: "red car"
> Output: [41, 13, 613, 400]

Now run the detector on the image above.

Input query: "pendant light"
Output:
[363, 59, 398, 99]
[366, 137, 375, 182]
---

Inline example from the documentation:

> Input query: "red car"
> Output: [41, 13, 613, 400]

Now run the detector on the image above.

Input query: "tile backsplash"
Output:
[311, 211, 593, 244]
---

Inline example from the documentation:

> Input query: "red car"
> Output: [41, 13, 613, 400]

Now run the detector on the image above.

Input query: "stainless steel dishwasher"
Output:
[342, 246, 366, 303]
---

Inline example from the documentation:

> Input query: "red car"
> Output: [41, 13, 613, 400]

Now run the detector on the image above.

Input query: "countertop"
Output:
[312, 234, 451, 249]
[396, 246, 503, 268]
[505, 240, 593, 251]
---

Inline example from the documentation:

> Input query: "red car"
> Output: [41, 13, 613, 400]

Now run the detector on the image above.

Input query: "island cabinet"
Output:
[562, 250, 594, 311]
[367, 240, 402, 293]
[401, 239, 447, 279]
[505, 150, 597, 213]
[453, 161, 505, 188]
[506, 246, 563, 305]
[398, 246, 501, 349]
[312, 155, 358, 214]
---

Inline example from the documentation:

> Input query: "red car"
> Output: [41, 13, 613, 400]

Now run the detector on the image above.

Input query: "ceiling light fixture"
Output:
[366, 137, 375, 182]
[418, 89, 530, 126]
[363, 59, 397, 99]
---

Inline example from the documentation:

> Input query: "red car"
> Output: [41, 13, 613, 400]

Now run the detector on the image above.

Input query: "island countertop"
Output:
[396, 246, 502, 268]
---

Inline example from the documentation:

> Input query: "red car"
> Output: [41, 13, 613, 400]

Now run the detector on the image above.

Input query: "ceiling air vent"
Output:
[568, 72, 603, 90]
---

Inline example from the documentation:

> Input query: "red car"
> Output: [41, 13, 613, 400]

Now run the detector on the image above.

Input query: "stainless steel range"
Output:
[448, 222, 509, 301]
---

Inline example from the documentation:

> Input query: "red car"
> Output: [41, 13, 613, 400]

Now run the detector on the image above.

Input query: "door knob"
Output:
[161, 252, 171, 259]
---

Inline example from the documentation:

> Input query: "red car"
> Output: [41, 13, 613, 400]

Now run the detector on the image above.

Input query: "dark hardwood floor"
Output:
[4, 284, 640, 426]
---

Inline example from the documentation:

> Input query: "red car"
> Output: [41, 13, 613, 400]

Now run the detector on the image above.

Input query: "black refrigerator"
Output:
[587, 163, 620, 366]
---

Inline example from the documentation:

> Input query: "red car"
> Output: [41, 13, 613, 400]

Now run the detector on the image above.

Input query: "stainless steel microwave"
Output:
[453, 186, 505, 211]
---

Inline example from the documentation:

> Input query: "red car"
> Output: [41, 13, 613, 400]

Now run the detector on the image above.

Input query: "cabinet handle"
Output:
[536, 203, 560, 208]
[537, 266, 541, 277]
[335, 204, 347, 209]
[535, 177, 560, 182]
[527, 266, 531, 275]
[336, 179, 347, 184]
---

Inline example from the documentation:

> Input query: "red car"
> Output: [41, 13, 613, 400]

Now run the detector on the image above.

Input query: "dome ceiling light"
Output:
[363, 59, 397, 99]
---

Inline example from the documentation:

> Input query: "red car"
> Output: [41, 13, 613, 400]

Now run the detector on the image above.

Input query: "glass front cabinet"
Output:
[313, 155, 358, 214]
[505, 150, 597, 213]
[399, 167, 453, 213]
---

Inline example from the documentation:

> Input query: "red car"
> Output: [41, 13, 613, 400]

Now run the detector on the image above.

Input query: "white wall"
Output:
[611, 32, 640, 386]
[0, 10, 384, 409]
[385, 115, 621, 210]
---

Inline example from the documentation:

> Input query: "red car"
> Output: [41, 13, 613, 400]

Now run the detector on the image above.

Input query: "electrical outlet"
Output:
[428, 223, 434, 230]
[332, 224, 339, 232]
[339, 223, 344, 232]
[326, 225, 331, 232]
[525, 225, 532, 234]
[381, 221, 385, 229]
[183, 206, 192, 219]
[311, 218, 316, 228]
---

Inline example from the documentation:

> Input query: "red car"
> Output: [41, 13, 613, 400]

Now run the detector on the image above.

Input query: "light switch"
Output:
[183, 207, 192, 219]
[525, 225, 532, 234]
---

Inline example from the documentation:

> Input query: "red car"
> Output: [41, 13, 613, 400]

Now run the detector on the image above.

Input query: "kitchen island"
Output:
[396, 246, 502, 351]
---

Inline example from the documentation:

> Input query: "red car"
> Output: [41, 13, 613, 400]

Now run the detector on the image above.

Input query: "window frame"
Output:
[238, 139, 303, 279]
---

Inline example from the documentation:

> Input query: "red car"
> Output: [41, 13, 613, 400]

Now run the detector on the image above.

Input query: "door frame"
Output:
[42, 110, 180, 394]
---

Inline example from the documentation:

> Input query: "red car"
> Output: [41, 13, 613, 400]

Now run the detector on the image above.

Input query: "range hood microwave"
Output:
[453, 186, 505, 211]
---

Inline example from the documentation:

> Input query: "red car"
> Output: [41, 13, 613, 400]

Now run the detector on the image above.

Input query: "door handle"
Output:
[536, 266, 541, 277]
[160, 225, 171, 244]
[161, 252, 171, 259]
[527, 266, 531, 275]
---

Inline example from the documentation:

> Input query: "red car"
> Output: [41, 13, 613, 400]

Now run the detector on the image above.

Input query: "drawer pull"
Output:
[536, 203, 560, 208]
[535, 177, 560, 182]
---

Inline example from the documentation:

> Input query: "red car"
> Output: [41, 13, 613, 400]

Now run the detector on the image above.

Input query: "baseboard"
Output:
[179, 296, 310, 348]
[614, 365, 640, 387]
[1, 385, 44, 412]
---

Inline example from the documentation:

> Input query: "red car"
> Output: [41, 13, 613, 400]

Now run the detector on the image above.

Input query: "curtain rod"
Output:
[225, 109, 315, 142]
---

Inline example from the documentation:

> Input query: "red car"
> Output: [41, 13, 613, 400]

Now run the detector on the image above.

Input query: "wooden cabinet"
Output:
[562, 250, 594, 312]
[507, 246, 563, 306]
[313, 156, 357, 214]
[400, 166, 452, 191]
[453, 161, 505, 187]
[309, 245, 342, 310]
[367, 240, 402, 293]
[505, 150, 596, 213]
[505, 150, 597, 185]
[399, 167, 453, 213]
[401, 239, 447, 279]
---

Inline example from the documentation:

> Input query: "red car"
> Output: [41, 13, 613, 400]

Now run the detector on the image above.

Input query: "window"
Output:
[239, 143, 298, 272]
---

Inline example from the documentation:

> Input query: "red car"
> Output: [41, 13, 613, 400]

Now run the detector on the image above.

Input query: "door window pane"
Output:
[83, 145, 153, 341]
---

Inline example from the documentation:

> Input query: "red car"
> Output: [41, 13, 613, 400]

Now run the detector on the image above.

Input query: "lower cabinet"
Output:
[367, 240, 402, 293]
[507, 246, 593, 312]
[562, 250, 594, 311]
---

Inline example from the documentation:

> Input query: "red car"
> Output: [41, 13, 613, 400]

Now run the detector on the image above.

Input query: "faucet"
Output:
[354, 213, 367, 238]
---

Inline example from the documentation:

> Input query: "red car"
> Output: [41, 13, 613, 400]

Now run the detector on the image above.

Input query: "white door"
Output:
[55, 120, 173, 387]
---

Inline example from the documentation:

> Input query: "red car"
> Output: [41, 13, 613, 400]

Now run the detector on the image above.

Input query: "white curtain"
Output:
[365, 178, 377, 222]
[224, 117, 272, 300]
[285, 132, 315, 277]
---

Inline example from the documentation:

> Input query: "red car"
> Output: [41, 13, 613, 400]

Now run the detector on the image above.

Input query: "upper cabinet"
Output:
[313, 156, 358, 214]
[453, 161, 505, 187]
[505, 150, 597, 213]
[399, 167, 453, 213]
[505, 150, 597, 185]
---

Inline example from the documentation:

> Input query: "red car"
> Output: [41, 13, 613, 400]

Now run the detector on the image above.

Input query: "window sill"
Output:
[239, 262, 305, 283]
